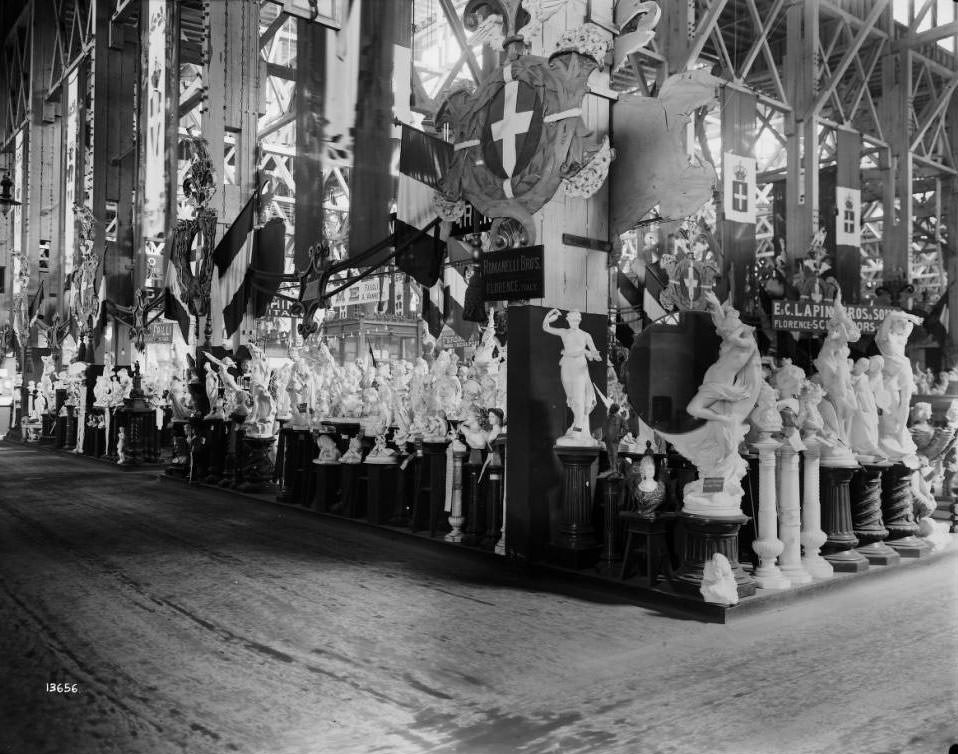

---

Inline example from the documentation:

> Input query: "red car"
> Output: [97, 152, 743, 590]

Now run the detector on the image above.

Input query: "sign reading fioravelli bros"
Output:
[481, 245, 544, 301]
[772, 300, 894, 334]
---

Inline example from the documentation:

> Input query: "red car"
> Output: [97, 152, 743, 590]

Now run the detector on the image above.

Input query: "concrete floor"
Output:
[0, 444, 956, 754]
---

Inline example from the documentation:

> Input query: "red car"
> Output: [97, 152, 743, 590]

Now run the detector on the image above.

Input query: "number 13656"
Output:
[46, 683, 78, 693]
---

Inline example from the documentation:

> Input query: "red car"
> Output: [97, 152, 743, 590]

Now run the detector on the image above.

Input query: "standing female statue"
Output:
[542, 308, 602, 445]
[876, 310, 924, 463]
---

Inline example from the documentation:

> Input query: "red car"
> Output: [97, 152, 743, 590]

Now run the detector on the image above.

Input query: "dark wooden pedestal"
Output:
[276, 428, 312, 505]
[463, 456, 486, 546]
[333, 464, 365, 517]
[237, 435, 275, 493]
[312, 462, 341, 512]
[599, 473, 624, 567]
[673, 513, 756, 598]
[63, 409, 78, 451]
[365, 463, 397, 525]
[413, 441, 450, 537]
[549, 446, 601, 570]
[820, 464, 869, 572]
[202, 419, 229, 484]
[850, 463, 901, 566]
[166, 420, 190, 478]
[619, 511, 675, 586]
[881, 463, 932, 558]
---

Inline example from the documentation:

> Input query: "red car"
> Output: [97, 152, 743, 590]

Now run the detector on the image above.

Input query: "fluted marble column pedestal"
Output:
[674, 513, 756, 598]
[777, 442, 812, 585]
[851, 462, 901, 566]
[820, 463, 869, 572]
[880, 463, 932, 558]
[800, 438, 833, 579]
[445, 441, 468, 543]
[751, 436, 790, 590]
[549, 446, 601, 570]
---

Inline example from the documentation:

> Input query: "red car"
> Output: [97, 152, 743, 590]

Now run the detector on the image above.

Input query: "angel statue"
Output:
[542, 308, 602, 446]
[657, 291, 763, 517]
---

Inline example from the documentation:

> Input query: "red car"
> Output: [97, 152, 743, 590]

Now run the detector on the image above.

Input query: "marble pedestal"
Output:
[800, 439, 833, 580]
[851, 463, 901, 566]
[752, 436, 789, 590]
[548, 445, 601, 570]
[445, 444, 468, 543]
[777, 444, 812, 585]
[673, 513, 756, 598]
[820, 464, 869, 572]
[880, 463, 932, 558]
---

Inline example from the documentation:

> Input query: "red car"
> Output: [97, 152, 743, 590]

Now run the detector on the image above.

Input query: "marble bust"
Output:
[625, 453, 666, 518]
[313, 434, 342, 465]
[340, 436, 364, 464]
[699, 553, 739, 605]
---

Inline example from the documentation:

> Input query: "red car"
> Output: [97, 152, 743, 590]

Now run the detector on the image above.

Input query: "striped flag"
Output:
[214, 192, 258, 339]
[164, 260, 191, 342]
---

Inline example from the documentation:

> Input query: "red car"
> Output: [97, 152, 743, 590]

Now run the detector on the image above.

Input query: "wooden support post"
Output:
[719, 86, 757, 312]
[784, 0, 819, 262]
[294, 18, 326, 271]
[946, 95, 958, 361]
[881, 42, 912, 277]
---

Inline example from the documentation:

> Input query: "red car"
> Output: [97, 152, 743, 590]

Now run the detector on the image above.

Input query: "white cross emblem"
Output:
[490, 74, 533, 177]
[684, 263, 698, 300]
[733, 183, 748, 211]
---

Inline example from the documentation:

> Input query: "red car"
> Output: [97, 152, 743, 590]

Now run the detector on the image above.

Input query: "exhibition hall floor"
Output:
[0, 444, 955, 754]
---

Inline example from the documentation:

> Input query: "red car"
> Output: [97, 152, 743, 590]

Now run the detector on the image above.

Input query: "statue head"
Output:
[911, 402, 932, 424]
[771, 361, 805, 399]
[488, 407, 504, 428]
[853, 357, 870, 376]
[638, 453, 656, 481]
[566, 309, 582, 328]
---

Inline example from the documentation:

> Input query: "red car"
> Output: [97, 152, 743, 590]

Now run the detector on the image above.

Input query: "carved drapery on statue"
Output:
[435, 14, 615, 244]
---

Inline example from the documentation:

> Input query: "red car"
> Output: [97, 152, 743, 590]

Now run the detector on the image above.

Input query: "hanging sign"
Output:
[771, 300, 893, 334]
[481, 245, 544, 301]
[145, 322, 174, 343]
[63, 70, 79, 277]
[835, 187, 861, 247]
[722, 152, 756, 224]
[330, 277, 385, 307]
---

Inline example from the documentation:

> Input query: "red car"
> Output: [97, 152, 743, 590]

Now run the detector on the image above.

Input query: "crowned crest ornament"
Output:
[659, 247, 719, 312]
[69, 204, 101, 341]
[168, 135, 218, 332]
[435, 3, 628, 245]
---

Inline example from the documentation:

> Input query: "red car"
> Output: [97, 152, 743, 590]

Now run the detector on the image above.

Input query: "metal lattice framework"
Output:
[0, 7, 31, 150]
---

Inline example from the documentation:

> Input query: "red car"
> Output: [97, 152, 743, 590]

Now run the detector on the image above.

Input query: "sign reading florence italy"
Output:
[481, 245, 545, 301]
[772, 300, 894, 334]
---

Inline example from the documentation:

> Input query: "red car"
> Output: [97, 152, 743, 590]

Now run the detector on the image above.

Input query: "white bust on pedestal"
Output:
[542, 308, 602, 447]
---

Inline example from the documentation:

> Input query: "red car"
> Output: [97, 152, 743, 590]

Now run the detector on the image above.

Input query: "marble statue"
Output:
[116, 426, 127, 464]
[747, 381, 782, 445]
[798, 380, 835, 446]
[423, 414, 449, 443]
[847, 357, 883, 461]
[169, 377, 193, 421]
[247, 383, 275, 437]
[204, 362, 220, 419]
[365, 434, 397, 464]
[876, 310, 924, 464]
[657, 292, 763, 517]
[699, 553, 739, 605]
[811, 290, 860, 466]
[274, 363, 293, 420]
[313, 434, 342, 465]
[542, 308, 602, 446]
[459, 406, 491, 451]
[340, 435, 364, 464]
[624, 452, 666, 517]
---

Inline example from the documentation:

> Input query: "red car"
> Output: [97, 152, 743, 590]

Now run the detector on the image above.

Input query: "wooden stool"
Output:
[619, 512, 676, 586]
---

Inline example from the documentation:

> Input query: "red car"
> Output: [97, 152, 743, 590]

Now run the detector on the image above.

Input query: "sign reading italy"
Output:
[772, 300, 894, 334]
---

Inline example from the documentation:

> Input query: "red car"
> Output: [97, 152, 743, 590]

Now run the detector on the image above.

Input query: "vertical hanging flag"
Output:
[835, 187, 861, 247]
[722, 152, 756, 224]
[215, 192, 258, 338]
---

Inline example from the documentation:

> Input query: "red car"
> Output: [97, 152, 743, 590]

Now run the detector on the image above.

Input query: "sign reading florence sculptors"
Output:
[772, 300, 894, 334]
[481, 245, 544, 301]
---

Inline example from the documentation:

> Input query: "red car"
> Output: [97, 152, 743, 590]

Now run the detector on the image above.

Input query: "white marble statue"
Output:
[658, 292, 763, 517]
[699, 553, 739, 606]
[876, 310, 924, 464]
[247, 383, 275, 437]
[340, 435, 364, 464]
[204, 362, 220, 419]
[116, 426, 127, 464]
[365, 434, 398, 464]
[313, 434, 342, 465]
[848, 357, 883, 461]
[542, 308, 602, 446]
[811, 290, 860, 466]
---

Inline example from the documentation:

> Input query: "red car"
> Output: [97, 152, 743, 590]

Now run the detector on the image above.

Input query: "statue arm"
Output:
[584, 332, 601, 361]
[542, 308, 563, 335]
